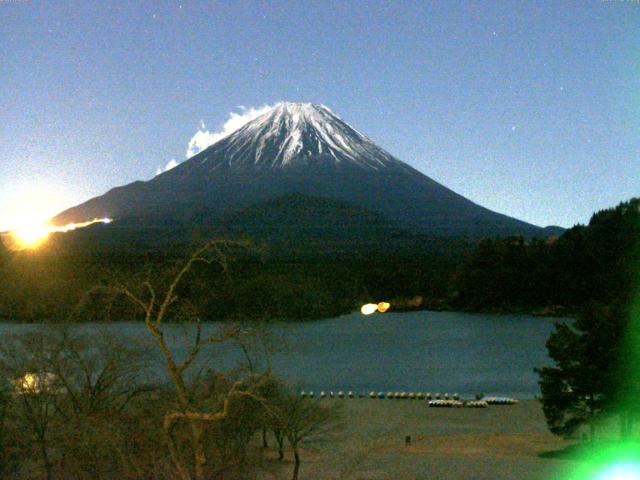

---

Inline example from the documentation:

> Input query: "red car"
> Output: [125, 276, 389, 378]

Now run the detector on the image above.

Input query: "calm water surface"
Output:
[0, 311, 566, 399]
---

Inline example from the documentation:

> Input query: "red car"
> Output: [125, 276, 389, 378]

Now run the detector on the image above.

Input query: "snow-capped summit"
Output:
[53, 102, 547, 238]
[193, 102, 407, 171]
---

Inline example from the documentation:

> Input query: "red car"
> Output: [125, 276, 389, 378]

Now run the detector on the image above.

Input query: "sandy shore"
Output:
[285, 399, 574, 480]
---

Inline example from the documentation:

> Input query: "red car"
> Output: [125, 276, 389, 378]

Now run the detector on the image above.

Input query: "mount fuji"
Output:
[53, 102, 551, 238]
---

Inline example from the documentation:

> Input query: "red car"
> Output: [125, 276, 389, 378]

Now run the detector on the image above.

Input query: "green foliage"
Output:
[535, 303, 629, 438]
[534, 199, 640, 439]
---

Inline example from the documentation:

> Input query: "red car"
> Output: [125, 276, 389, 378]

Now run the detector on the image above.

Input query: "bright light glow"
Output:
[360, 302, 392, 315]
[360, 303, 378, 315]
[14, 372, 58, 394]
[0, 184, 74, 232]
[16, 373, 39, 391]
[52, 217, 112, 233]
[594, 463, 640, 480]
[13, 223, 50, 248]
[377, 302, 391, 313]
[564, 442, 640, 480]
[2, 218, 113, 251]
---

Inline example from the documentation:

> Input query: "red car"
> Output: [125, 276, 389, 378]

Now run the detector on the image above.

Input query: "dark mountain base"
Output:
[1, 197, 636, 323]
[0, 221, 468, 322]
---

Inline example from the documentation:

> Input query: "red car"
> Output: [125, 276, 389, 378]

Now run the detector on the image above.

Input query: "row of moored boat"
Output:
[299, 390, 518, 407]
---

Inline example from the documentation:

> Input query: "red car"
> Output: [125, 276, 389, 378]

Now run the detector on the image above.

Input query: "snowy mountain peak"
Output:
[263, 102, 335, 123]
[271, 101, 331, 115]
[53, 102, 545, 238]
[192, 102, 408, 171]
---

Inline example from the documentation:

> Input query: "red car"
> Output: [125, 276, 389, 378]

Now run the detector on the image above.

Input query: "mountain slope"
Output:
[54, 102, 548, 237]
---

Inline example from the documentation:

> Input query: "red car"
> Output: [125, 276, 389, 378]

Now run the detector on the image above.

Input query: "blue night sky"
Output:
[1, 0, 638, 231]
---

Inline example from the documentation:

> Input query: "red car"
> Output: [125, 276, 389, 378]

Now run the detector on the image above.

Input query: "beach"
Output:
[288, 399, 573, 479]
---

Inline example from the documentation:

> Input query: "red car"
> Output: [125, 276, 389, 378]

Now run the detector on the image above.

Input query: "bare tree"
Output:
[252, 376, 289, 460]
[0, 333, 63, 480]
[263, 390, 342, 480]
[44, 329, 152, 416]
[222, 320, 288, 449]
[0, 329, 155, 480]
[0, 382, 19, 478]
[200, 372, 272, 477]
[112, 238, 272, 480]
[209, 336, 341, 480]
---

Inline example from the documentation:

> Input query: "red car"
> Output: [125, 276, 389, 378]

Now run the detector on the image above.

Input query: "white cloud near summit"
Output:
[185, 104, 274, 159]
[154, 104, 274, 177]
[155, 158, 178, 176]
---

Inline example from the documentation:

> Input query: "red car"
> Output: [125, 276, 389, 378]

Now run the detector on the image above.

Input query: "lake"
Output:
[0, 311, 566, 399]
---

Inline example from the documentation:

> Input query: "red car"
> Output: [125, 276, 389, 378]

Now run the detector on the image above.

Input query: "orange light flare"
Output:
[1, 218, 112, 251]
[377, 302, 391, 313]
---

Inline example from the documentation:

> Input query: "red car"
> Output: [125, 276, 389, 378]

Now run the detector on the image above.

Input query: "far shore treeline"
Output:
[0, 197, 637, 323]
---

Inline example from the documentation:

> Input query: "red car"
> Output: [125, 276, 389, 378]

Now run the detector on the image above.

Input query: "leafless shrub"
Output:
[0, 330, 155, 480]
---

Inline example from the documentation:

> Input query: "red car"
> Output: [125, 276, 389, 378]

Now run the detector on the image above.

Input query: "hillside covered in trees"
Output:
[0, 197, 637, 323]
[454, 197, 639, 314]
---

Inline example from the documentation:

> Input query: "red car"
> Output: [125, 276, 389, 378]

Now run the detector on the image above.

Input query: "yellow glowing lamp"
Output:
[15, 373, 45, 393]
[360, 303, 378, 315]
[377, 302, 391, 313]
[18, 373, 38, 391]
[15, 372, 58, 394]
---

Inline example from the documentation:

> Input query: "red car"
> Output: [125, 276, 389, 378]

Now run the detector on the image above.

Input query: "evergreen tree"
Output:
[536, 303, 628, 439]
